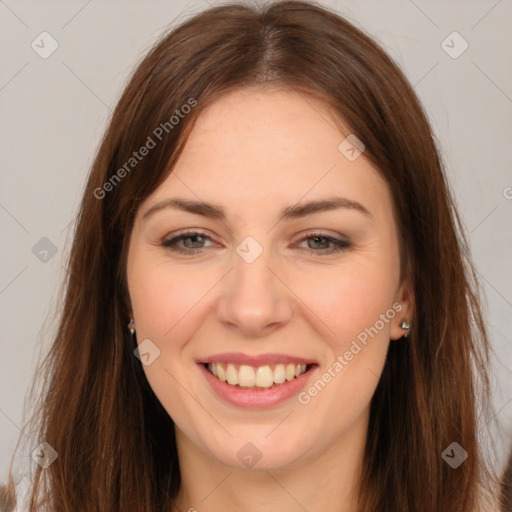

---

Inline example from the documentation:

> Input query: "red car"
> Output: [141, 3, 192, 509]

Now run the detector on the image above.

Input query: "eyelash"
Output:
[161, 230, 351, 255]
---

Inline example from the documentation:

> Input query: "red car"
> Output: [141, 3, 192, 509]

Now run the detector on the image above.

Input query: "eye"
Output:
[295, 232, 351, 255]
[161, 231, 216, 254]
[161, 230, 351, 256]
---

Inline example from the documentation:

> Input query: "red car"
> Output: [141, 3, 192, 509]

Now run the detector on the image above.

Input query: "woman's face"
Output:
[126, 86, 412, 471]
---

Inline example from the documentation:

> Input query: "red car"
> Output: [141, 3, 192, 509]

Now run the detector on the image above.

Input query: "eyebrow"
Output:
[142, 197, 374, 222]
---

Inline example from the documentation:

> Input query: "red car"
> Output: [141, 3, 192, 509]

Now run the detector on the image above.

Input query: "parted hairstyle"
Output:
[0, 1, 497, 510]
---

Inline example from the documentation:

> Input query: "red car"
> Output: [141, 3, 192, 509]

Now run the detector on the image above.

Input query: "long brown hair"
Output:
[501, 447, 512, 511]
[1, 1, 497, 510]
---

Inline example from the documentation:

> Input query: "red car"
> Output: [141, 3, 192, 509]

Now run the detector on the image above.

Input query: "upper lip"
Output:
[196, 352, 319, 366]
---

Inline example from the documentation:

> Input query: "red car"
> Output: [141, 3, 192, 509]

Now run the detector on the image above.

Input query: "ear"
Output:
[390, 276, 414, 340]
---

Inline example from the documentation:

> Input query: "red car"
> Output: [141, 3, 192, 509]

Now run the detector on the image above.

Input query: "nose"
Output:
[216, 246, 294, 337]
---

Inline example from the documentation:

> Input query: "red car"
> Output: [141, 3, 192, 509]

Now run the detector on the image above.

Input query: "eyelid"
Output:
[296, 229, 350, 243]
[162, 229, 218, 246]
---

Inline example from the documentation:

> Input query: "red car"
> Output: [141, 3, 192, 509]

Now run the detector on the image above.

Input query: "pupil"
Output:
[186, 235, 203, 248]
[311, 236, 327, 249]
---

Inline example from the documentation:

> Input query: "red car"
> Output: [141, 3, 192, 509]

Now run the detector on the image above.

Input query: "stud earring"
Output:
[128, 318, 135, 335]
[400, 319, 411, 338]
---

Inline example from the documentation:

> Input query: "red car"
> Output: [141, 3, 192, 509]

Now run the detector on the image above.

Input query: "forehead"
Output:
[140, 86, 395, 224]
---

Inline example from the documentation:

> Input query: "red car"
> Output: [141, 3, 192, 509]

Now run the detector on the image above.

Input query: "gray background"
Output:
[1, 0, 511, 483]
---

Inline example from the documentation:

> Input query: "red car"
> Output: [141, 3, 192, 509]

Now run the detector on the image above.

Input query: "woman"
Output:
[0, 1, 499, 510]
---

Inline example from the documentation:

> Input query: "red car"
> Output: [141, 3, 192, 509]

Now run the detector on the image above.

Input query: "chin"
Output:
[206, 436, 307, 472]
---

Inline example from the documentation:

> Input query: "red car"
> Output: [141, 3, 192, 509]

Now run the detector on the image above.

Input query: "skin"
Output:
[126, 86, 414, 512]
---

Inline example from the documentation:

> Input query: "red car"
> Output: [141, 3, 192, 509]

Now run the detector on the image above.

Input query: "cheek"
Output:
[127, 250, 220, 346]
[296, 262, 399, 351]
[290, 269, 397, 430]
[126, 253, 210, 416]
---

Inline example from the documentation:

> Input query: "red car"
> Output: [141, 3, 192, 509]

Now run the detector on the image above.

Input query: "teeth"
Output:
[226, 363, 238, 385]
[273, 364, 286, 384]
[239, 365, 255, 387]
[255, 366, 273, 387]
[206, 362, 308, 389]
[217, 364, 226, 382]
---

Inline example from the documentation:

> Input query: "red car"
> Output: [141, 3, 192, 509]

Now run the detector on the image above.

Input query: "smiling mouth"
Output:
[204, 362, 315, 390]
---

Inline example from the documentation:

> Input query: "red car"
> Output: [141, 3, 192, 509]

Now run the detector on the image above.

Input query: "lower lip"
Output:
[197, 363, 318, 408]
